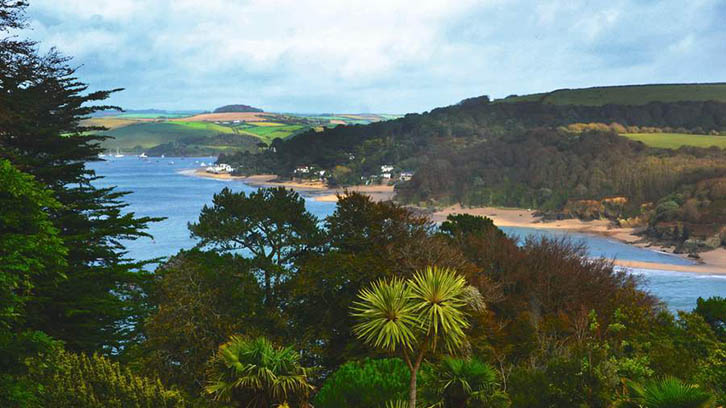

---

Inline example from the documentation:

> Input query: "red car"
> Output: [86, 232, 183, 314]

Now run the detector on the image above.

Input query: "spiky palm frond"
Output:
[408, 266, 471, 353]
[385, 400, 410, 408]
[206, 336, 314, 407]
[427, 357, 502, 408]
[617, 377, 714, 408]
[351, 278, 420, 352]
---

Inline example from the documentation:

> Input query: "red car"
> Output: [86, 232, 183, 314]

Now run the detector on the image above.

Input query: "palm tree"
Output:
[616, 377, 714, 408]
[352, 266, 482, 408]
[205, 336, 314, 407]
[429, 357, 509, 408]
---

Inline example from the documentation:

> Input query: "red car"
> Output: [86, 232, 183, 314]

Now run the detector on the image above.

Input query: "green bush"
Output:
[26, 349, 186, 408]
[314, 358, 411, 408]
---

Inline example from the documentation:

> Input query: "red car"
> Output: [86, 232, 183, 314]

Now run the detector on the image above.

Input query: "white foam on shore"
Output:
[618, 266, 726, 280]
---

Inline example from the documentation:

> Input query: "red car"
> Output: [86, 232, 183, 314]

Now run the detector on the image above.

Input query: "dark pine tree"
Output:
[0, 1, 160, 352]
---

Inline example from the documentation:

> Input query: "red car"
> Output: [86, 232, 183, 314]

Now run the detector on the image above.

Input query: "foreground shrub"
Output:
[426, 357, 510, 408]
[206, 336, 314, 407]
[314, 358, 410, 408]
[26, 349, 185, 407]
[616, 377, 714, 408]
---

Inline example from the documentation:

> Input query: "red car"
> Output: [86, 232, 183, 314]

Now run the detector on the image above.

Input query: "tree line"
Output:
[2, 2, 726, 406]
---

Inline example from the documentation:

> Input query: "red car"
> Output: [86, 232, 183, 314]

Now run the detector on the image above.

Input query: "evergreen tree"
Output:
[0, 0, 159, 352]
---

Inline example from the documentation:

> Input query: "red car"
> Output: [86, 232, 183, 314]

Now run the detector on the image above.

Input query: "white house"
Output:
[400, 171, 414, 181]
[206, 163, 233, 174]
[380, 165, 394, 173]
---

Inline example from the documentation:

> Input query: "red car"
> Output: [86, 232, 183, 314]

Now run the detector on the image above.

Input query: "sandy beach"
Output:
[185, 170, 726, 274]
[189, 169, 395, 200]
[432, 205, 726, 275]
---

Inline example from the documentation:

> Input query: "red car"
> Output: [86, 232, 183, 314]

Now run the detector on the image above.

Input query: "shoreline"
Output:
[186, 169, 396, 201]
[432, 205, 726, 275]
[183, 169, 726, 275]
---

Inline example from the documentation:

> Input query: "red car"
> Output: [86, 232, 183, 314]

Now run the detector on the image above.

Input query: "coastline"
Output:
[432, 205, 726, 275]
[187, 169, 396, 201]
[183, 169, 726, 275]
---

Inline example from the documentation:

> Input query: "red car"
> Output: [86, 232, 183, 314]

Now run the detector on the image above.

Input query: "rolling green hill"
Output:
[94, 111, 398, 155]
[622, 132, 726, 149]
[224, 87, 726, 252]
[99, 121, 238, 151]
[498, 83, 726, 106]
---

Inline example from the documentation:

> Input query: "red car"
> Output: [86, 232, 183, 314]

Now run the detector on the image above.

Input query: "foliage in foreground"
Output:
[313, 358, 412, 408]
[26, 348, 185, 408]
[616, 377, 715, 408]
[352, 266, 482, 408]
[206, 336, 314, 407]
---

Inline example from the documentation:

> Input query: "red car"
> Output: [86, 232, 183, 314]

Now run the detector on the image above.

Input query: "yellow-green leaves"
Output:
[351, 279, 419, 352]
[352, 266, 478, 355]
[409, 266, 471, 353]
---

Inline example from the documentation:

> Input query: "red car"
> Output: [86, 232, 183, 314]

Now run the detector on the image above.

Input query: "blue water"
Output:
[88, 157, 726, 311]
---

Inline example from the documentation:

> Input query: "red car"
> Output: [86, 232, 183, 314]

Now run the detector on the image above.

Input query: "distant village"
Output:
[292, 163, 413, 185]
[204, 162, 413, 185]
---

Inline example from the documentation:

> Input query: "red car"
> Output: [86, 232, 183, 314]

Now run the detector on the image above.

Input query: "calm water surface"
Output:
[88, 157, 726, 311]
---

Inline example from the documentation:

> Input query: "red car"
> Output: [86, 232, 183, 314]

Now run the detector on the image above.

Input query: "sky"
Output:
[23, 0, 726, 113]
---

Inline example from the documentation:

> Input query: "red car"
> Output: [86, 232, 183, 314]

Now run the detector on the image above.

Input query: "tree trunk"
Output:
[264, 270, 271, 305]
[408, 367, 417, 408]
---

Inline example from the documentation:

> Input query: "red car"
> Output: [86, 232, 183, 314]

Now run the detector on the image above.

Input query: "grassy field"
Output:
[235, 123, 306, 144]
[82, 117, 140, 130]
[96, 111, 399, 153]
[100, 121, 237, 151]
[499, 83, 726, 106]
[622, 133, 726, 149]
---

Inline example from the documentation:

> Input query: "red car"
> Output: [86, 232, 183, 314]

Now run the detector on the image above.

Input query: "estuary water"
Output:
[88, 156, 726, 311]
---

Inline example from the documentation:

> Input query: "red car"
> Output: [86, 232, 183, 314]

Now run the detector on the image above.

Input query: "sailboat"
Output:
[139, 152, 148, 159]
[114, 148, 124, 158]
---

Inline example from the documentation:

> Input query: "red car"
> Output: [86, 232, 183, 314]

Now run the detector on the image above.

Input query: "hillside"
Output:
[90, 111, 397, 156]
[222, 86, 726, 252]
[213, 104, 263, 113]
[498, 83, 726, 106]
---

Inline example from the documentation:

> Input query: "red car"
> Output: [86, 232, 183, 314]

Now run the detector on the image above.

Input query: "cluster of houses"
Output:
[294, 165, 327, 180]
[360, 165, 414, 185]
[213, 120, 242, 125]
[291, 163, 415, 185]
[205, 163, 234, 174]
[205, 161, 414, 184]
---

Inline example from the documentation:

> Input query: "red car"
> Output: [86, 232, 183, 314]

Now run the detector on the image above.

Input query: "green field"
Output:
[499, 83, 726, 106]
[96, 111, 400, 154]
[622, 133, 726, 149]
[234, 123, 306, 144]
[100, 121, 237, 151]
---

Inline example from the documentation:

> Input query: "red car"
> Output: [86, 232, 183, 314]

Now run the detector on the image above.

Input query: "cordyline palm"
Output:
[616, 377, 714, 408]
[352, 266, 482, 408]
[206, 336, 314, 408]
[430, 357, 509, 408]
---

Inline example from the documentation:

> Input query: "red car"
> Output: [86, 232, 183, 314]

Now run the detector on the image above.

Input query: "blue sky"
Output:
[25, 0, 726, 113]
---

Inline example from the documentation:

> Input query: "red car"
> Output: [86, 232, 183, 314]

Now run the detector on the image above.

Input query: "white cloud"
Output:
[23, 0, 726, 112]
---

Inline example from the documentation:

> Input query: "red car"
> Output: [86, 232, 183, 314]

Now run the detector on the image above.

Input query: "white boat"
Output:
[139, 152, 148, 159]
[161, 154, 165, 158]
[114, 148, 124, 158]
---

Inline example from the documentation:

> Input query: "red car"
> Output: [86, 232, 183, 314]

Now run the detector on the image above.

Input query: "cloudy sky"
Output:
[24, 0, 726, 113]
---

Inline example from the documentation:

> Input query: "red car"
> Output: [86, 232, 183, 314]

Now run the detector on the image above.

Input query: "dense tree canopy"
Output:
[0, 0, 159, 352]
[189, 187, 320, 304]
[2, 1, 726, 406]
